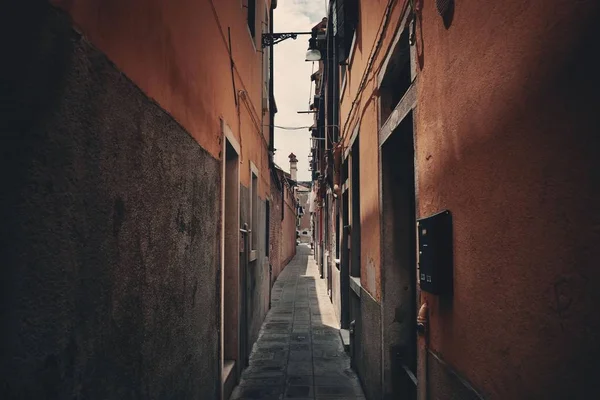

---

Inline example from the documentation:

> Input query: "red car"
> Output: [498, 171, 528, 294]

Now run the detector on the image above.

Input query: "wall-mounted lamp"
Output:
[305, 37, 321, 61]
[262, 32, 312, 48]
[262, 31, 322, 62]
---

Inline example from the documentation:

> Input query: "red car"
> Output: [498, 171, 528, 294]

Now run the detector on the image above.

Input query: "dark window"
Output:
[247, 0, 256, 38]
[380, 28, 411, 125]
[333, 0, 359, 61]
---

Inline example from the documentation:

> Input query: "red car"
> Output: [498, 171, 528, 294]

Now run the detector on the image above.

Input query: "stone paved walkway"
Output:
[230, 245, 366, 400]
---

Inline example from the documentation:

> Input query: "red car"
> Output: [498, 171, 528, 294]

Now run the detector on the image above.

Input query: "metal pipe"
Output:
[417, 301, 429, 400]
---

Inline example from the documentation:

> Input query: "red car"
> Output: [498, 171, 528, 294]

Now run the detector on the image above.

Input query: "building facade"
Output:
[310, 0, 600, 399]
[296, 182, 312, 244]
[269, 164, 299, 285]
[1, 0, 287, 399]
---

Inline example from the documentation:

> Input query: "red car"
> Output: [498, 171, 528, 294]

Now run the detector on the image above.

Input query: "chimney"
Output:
[289, 153, 298, 181]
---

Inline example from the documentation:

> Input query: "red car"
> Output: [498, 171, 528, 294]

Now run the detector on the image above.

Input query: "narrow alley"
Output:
[2, 0, 600, 399]
[231, 245, 365, 400]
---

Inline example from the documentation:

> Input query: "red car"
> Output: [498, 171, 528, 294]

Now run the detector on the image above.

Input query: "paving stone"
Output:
[315, 384, 363, 396]
[314, 375, 361, 387]
[230, 245, 365, 400]
[284, 385, 313, 398]
[287, 361, 313, 375]
[289, 350, 312, 361]
[289, 343, 311, 351]
[286, 375, 314, 386]
[230, 385, 284, 399]
[239, 376, 286, 387]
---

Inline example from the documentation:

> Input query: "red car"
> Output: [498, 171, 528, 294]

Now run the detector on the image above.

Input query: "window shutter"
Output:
[333, 0, 358, 62]
[335, 0, 345, 39]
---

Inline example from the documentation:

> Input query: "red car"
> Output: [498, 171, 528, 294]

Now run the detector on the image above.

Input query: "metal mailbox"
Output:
[417, 210, 453, 295]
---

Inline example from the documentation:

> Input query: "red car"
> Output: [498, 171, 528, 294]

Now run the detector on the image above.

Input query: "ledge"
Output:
[350, 275, 361, 298]
[339, 328, 350, 351]
[222, 359, 237, 399]
[249, 250, 257, 262]
[379, 83, 416, 146]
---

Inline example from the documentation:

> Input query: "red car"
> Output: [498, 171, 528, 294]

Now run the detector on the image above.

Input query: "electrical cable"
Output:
[267, 124, 341, 130]
[339, 0, 411, 143]
[339, 0, 395, 141]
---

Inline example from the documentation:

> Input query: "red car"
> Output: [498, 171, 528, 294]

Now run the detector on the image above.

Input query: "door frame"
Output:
[221, 120, 241, 400]
[377, 10, 419, 399]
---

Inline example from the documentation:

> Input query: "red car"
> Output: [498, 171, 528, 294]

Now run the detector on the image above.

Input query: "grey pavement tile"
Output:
[284, 385, 314, 398]
[313, 375, 361, 387]
[230, 385, 284, 399]
[292, 329, 310, 336]
[314, 368, 360, 381]
[314, 362, 351, 376]
[290, 334, 311, 344]
[231, 246, 364, 400]
[249, 359, 288, 368]
[287, 361, 313, 375]
[242, 365, 286, 379]
[312, 341, 344, 353]
[289, 350, 312, 361]
[239, 375, 286, 387]
[314, 384, 364, 397]
[289, 343, 311, 351]
[256, 343, 287, 352]
[286, 375, 314, 386]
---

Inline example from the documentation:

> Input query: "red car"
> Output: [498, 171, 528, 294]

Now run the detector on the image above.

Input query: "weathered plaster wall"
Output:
[341, 0, 600, 398]
[338, 5, 409, 398]
[354, 289, 382, 400]
[416, 0, 600, 398]
[242, 184, 270, 350]
[269, 170, 297, 282]
[340, 0, 408, 302]
[282, 183, 299, 267]
[1, 5, 220, 398]
[269, 178, 284, 282]
[50, 0, 272, 191]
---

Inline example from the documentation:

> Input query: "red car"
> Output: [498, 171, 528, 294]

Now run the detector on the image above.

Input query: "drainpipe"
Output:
[268, 3, 276, 166]
[416, 301, 429, 400]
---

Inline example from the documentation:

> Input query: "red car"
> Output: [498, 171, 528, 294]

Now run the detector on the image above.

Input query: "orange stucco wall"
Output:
[340, 1, 408, 301]
[415, 0, 600, 398]
[342, 0, 600, 398]
[51, 0, 271, 197]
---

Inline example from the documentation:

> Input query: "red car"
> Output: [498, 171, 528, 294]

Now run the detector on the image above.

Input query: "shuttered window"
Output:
[333, 0, 359, 61]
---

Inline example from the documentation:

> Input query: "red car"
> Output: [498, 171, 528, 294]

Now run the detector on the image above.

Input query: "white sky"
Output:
[273, 0, 328, 181]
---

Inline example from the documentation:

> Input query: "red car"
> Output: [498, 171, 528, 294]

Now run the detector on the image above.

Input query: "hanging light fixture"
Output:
[305, 37, 322, 61]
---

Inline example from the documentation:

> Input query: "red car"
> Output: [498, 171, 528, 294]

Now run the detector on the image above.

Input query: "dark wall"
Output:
[250, 197, 269, 351]
[240, 186, 270, 362]
[1, 5, 220, 399]
[353, 289, 382, 400]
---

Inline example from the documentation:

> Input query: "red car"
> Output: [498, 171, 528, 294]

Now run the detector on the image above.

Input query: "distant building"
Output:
[296, 182, 312, 243]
